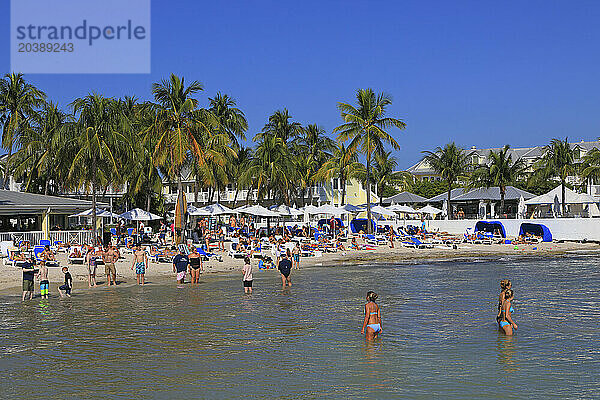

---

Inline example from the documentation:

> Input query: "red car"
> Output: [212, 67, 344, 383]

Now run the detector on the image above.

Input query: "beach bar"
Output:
[0, 190, 103, 245]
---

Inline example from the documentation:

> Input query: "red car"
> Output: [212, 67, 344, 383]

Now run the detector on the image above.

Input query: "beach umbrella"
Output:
[369, 205, 396, 217]
[238, 205, 280, 217]
[417, 205, 442, 215]
[119, 208, 162, 221]
[193, 203, 233, 216]
[233, 204, 251, 213]
[270, 204, 303, 216]
[442, 199, 448, 220]
[340, 204, 364, 213]
[302, 204, 321, 215]
[316, 204, 348, 215]
[517, 196, 526, 219]
[388, 204, 418, 214]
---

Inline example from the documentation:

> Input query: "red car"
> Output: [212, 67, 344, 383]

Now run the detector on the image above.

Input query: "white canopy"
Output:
[119, 208, 162, 221]
[316, 204, 348, 215]
[525, 185, 597, 205]
[388, 204, 419, 214]
[191, 203, 233, 216]
[69, 208, 119, 219]
[302, 205, 321, 215]
[238, 205, 280, 217]
[340, 204, 364, 213]
[417, 205, 443, 215]
[270, 204, 304, 216]
[233, 204, 251, 213]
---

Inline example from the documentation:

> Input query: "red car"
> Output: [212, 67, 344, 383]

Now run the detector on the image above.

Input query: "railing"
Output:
[0, 230, 94, 246]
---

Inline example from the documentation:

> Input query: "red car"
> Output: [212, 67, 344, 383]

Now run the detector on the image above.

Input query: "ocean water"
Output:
[1, 256, 599, 399]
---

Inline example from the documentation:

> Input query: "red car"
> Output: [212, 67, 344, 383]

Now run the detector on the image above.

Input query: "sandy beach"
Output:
[1, 239, 598, 296]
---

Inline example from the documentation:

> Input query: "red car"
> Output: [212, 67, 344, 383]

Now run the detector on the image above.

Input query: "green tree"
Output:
[370, 151, 411, 204]
[254, 109, 301, 142]
[0, 73, 46, 188]
[315, 142, 364, 205]
[470, 145, 526, 215]
[582, 147, 600, 185]
[334, 89, 405, 231]
[208, 92, 248, 148]
[422, 143, 470, 219]
[532, 138, 576, 214]
[69, 94, 130, 242]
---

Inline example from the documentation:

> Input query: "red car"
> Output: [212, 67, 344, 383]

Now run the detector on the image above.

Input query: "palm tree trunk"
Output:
[561, 180, 566, 215]
[233, 184, 239, 207]
[341, 176, 347, 205]
[308, 186, 313, 206]
[447, 184, 452, 220]
[194, 179, 199, 205]
[92, 182, 97, 245]
[366, 155, 372, 234]
[177, 173, 184, 244]
[3, 148, 12, 189]
[147, 193, 151, 211]
[44, 179, 49, 196]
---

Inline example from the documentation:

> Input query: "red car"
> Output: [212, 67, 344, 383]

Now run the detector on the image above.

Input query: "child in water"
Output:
[361, 291, 382, 339]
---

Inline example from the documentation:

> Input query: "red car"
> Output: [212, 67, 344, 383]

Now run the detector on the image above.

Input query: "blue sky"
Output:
[1, 0, 600, 168]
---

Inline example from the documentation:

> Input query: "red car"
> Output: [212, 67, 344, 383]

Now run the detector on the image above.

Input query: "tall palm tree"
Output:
[208, 92, 248, 148]
[422, 142, 470, 219]
[11, 101, 71, 194]
[0, 73, 46, 188]
[533, 138, 576, 214]
[370, 151, 402, 204]
[254, 109, 302, 142]
[315, 142, 364, 205]
[230, 146, 253, 207]
[69, 94, 130, 242]
[582, 147, 600, 184]
[470, 145, 526, 215]
[334, 89, 405, 231]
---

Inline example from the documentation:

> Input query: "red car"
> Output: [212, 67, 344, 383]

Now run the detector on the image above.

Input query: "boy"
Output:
[39, 259, 49, 299]
[131, 245, 148, 285]
[58, 266, 72, 298]
[22, 257, 37, 301]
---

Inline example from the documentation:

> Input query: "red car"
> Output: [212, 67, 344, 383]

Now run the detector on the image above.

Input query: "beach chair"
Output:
[364, 234, 386, 246]
[198, 247, 223, 262]
[228, 242, 246, 259]
[3, 249, 26, 267]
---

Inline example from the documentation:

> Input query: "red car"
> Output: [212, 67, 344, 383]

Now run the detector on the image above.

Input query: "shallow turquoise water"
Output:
[1, 255, 599, 399]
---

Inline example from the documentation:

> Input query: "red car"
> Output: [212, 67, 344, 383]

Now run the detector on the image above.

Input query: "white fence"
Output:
[398, 218, 600, 241]
[0, 230, 95, 245]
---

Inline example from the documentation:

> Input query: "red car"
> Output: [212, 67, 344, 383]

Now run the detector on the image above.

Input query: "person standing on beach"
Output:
[103, 245, 120, 286]
[22, 257, 37, 301]
[278, 250, 292, 287]
[131, 245, 148, 285]
[86, 246, 98, 287]
[291, 243, 301, 269]
[242, 256, 253, 293]
[361, 291, 382, 340]
[172, 248, 189, 284]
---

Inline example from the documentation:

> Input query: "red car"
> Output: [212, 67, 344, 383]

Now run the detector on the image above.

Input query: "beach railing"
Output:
[50, 230, 95, 245]
[0, 231, 45, 245]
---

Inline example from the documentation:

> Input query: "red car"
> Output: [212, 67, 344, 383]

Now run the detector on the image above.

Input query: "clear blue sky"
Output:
[1, 0, 600, 168]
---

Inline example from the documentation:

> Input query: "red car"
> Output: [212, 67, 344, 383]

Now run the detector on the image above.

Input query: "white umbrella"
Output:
[517, 195, 526, 219]
[270, 204, 304, 216]
[193, 203, 233, 216]
[388, 204, 418, 213]
[369, 205, 396, 217]
[316, 204, 348, 215]
[340, 204, 364, 213]
[418, 205, 442, 215]
[302, 204, 321, 215]
[119, 208, 162, 221]
[442, 199, 448, 220]
[233, 204, 251, 213]
[239, 205, 280, 217]
[69, 208, 119, 219]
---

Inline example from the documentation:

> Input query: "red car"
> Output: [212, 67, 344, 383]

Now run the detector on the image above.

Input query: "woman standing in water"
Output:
[361, 291, 382, 339]
[188, 247, 202, 284]
[498, 289, 518, 335]
[496, 279, 512, 323]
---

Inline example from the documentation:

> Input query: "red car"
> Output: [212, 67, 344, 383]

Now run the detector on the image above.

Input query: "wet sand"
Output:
[1, 239, 598, 295]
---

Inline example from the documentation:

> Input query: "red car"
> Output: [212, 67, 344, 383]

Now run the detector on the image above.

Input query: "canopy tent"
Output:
[191, 203, 233, 216]
[316, 204, 349, 215]
[427, 188, 469, 203]
[301, 205, 321, 215]
[233, 204, 251, 213]
[349, 218, 376, 234]
[382, 191, 428, 205]
[119, 208, 162, 221]
[525, 185, 597, 205]
[452, 186, 535, 202]
[269, 204, 304, 217]
[238, 205, 280, 217]
[474, 220, 506, 238]
[417, 205, 442, 215]
[368, 205, 397, 217]
[519, 223, 552, 242]
[69, 208, 119, 219]
[387, 204, 419, 213]
[340, 204, 364, 213]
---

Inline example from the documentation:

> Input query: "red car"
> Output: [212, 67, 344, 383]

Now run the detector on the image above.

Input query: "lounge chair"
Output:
[68, 247, 85, 264]
[228, 243, 246, 259]
[4, 249, 26, 267]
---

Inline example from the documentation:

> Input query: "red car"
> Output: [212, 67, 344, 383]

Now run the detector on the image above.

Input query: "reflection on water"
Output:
[0, 256, 599, 399]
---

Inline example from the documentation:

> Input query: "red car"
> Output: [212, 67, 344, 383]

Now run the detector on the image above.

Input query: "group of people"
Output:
[21, 245, 72, 300]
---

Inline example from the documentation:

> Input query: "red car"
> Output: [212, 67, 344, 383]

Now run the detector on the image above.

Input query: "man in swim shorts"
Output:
[131, 245, 148, 285]
[102, 245, 119, 286]
[38, 259, 49, 299]
[172, 247, 189, 284]
[22, 257, 37, 301]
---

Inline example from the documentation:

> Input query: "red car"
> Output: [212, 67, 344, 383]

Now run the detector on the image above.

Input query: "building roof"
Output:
[382, 191, 428, 204]
[452, 186, 535, 201]
[426, 188, 470, 203]
[0, 190, 104, 215]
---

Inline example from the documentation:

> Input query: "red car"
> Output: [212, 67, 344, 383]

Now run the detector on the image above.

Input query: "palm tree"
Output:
[254, 109, 302, 142]
[582, 147, 600, 185]
[370, 151, 402, 204]
[315, 142, 364, 205]
[69, 94, 130, 243]
[533, 138, 576, 214]
[422, 143, 470, 219]
[0, 73, 46, 188]
[230, 146, 253, 207]
[470, 145, 525, 215]
[11, 101, 71, 194]
[334, 89, 405, 232]
[208, 92, 248, 148]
